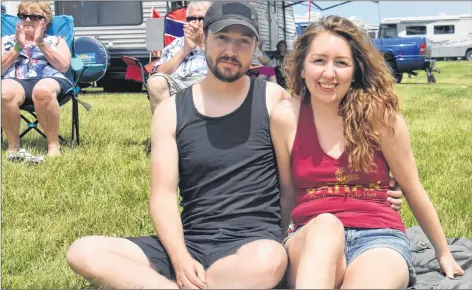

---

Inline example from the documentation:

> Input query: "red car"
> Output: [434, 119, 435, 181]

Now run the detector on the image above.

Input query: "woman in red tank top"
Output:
[270, 15, 464, 289]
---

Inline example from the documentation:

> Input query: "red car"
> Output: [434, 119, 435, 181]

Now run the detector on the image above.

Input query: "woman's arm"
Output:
[38, 36, 71, 73]
[1, 38, 22, 76]
[270, 100, 298, 235]
[380, 114, 464, 278]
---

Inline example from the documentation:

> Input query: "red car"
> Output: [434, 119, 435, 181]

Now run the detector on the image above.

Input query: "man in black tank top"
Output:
[66, 2, 291, 289]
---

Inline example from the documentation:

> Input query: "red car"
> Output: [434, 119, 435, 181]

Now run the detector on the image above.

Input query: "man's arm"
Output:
[149, 98, 187, 260]
[270, 100, 298, 235]
[155, 40, 192, 75]
[150, 98, 207, 288]
[156, 49, 192, 74]
[156, 22, 203, 75]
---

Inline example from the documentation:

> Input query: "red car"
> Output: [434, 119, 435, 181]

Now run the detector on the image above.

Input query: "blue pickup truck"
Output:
[296, 22, 439, 83]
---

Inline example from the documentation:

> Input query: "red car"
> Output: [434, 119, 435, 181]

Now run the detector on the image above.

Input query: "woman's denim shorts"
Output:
[285, 227, 417, 286]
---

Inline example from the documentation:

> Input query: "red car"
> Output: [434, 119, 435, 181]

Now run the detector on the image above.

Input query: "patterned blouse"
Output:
[2, 34, 72, 85]
[152, 36, 207, 80]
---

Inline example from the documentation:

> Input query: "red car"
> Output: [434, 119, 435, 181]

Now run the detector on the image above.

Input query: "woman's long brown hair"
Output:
[284, 15, 400, 172]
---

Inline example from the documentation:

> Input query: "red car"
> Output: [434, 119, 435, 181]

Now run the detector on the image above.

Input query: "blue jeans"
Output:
[344, 228, 416, 286]
[285, 227, 417, 286]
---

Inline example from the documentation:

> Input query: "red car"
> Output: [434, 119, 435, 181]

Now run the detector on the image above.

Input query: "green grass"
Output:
[2, 61, 472, 288]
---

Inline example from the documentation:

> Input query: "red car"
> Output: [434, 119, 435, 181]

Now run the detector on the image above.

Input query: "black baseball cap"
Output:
[203, 1, 259, 40]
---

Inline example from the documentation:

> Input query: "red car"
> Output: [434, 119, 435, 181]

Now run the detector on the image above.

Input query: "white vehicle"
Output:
[379, 13, 472, 61]
[3, 0, 298, 92]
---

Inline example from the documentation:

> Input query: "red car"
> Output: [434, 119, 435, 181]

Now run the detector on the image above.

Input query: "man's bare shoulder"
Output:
[271, 96, 301, 126]
[265, 82, 292, 116]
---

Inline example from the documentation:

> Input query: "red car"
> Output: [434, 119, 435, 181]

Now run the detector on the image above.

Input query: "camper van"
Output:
[3, 0, 298, 92]
[295, 14, 379, 39]
[379, 14, 472, 61]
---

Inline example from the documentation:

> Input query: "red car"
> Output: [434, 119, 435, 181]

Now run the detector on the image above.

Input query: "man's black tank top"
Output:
[175, 78, 282, 241]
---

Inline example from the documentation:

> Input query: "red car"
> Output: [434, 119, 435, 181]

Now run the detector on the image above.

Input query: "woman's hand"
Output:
[438, 252, 464, 278]
[15, 22, 26, 48]
[34, 19, 47, 46]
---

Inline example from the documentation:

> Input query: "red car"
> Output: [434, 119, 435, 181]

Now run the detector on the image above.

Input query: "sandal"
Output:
[25, 155, 45, 164]
[7, 149, 34, 162]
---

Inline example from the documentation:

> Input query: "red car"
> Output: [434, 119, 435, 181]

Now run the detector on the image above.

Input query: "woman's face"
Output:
[302, 31, 355, 105]
[278, 42, 287, 52]
[18, 8, 45, 35]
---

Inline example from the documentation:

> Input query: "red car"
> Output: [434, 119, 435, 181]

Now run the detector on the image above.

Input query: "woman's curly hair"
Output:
[284, 15, 400, 172]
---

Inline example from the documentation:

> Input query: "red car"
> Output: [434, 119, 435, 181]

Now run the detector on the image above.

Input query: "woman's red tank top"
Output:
[290, 99, 405, 233]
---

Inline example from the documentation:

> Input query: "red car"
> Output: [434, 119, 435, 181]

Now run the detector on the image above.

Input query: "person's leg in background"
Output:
[1, 79, 27, 153]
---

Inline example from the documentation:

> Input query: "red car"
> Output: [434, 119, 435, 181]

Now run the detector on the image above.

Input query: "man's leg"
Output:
[66, 236, 179, 289]
[147, 75, 171, 115]
[205, 239, 288, 289]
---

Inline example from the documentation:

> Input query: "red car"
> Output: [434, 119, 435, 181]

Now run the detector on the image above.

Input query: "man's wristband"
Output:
[14, 43, 23, 52]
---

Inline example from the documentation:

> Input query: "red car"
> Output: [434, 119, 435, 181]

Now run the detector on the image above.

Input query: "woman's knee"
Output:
[1, 80, 24, 105]
[304, 213, 344, 242]
[32, 81, 58, 104]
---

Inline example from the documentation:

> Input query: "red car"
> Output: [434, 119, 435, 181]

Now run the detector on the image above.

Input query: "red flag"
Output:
[152, 8, 161, 18]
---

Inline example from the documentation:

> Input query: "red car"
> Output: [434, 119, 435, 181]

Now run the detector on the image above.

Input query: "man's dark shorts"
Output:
[126, 226, 283, 281]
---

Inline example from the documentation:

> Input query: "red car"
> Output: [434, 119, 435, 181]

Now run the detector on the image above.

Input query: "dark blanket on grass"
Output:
[407, 226, 472, 289]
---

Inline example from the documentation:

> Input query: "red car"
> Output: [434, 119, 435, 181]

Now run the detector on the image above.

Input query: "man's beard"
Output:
[206, 54, 248, 83]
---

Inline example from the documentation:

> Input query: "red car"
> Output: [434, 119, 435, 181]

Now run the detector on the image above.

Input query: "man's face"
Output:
[205, 25, 257, 83]
[186, 5, 208, 25]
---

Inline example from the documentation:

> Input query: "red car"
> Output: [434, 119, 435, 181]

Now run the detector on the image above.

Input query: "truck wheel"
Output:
[466, 49, 472, 61]
[394, 73, 403, 83]
[387, 63, 403, 83]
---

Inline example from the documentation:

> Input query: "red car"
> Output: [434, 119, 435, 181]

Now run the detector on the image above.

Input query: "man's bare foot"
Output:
[47, 143, 61, 157]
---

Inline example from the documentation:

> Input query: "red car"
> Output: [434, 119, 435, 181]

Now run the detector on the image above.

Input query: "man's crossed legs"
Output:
[66, 231, 287, 289]
[147, 73, 205, 115]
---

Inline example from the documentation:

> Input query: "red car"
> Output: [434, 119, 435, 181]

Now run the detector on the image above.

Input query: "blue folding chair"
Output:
[1, 13, 102, 148]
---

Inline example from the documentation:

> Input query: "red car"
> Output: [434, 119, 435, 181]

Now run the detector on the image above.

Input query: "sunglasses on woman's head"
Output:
[186, 16, 204, 22]
[17, 13, 45, 21]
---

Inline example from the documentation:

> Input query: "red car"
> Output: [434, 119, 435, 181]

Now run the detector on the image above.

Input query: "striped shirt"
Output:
[152, 36, 207, 80]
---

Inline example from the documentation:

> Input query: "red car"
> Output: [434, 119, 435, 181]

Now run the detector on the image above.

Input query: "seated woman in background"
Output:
[247, 41, 278, 84]
[273, 40, 288, 88]
[1, 1, 72, 159]
[270, 15, 464, 289]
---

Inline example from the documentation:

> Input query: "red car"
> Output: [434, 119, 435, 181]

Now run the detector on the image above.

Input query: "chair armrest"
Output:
[71, 56, 84, 72]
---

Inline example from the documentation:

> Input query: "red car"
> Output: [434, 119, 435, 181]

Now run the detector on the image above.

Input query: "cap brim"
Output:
[208, 19, 259, 40]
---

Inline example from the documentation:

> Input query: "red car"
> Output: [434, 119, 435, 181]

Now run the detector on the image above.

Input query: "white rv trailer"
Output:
[379, 13, 472, 61]
[294, 13, 379, 39]
[3, 1, 298, 92]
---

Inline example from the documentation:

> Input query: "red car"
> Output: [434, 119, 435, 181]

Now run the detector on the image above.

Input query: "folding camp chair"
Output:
[122, 6, 187, 93]
[1, 14, 102, 148]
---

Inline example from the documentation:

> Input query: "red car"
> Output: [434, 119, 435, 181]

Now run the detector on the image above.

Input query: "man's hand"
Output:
[174, 253, 207, 289]
[387, 176, 404, 212]
[183, 21, 203, 53]
[15, 22, 26, 48]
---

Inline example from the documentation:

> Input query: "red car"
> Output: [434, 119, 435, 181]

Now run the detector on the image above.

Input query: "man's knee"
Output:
[242, 240, 288, 280]
[66, 236, 105, 275]
[148, 76, 172, 108]
[148, 76, 169, 94]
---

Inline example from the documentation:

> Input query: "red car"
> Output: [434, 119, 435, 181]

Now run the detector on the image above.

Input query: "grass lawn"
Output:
[2, 61, 472, 288]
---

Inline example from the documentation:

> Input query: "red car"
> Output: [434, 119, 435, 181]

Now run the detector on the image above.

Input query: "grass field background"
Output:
[2, 61, 471, 288]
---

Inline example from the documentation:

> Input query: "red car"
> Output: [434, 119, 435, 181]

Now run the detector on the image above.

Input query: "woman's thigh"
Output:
[284, 222, 346, 288]
[341, 228, 415, 289]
